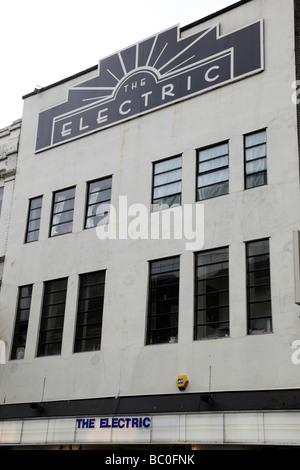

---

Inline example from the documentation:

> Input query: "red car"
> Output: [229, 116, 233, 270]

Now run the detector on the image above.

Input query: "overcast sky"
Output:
[1, 0, 238, 129]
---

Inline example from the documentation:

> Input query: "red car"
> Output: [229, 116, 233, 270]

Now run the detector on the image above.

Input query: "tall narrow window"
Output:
[37, 278, 68, 356]
[194, 247, 229, 340]
[246, 239, 272, 334]
[11, 285, 33, 360]
[50, 187, 75, 237]
[147, 256, 180, 345]
[244, 129, 267, 189]
[197, 142, 229, 201]
[74, 271, 106, 353]
[85, 177, 112, 229]
[25, 196, 43, 243]
[0, 186, 4, 216]
[152, 155, 182, 211]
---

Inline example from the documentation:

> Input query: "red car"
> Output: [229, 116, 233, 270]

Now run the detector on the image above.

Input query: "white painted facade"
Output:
[0, 0, 300, 448]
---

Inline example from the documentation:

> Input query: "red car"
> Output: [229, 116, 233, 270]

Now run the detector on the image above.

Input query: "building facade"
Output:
[0, 0, 300, 449]
[0, 121, 21, 293]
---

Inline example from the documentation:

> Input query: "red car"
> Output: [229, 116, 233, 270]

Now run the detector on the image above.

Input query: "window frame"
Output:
[37, 277, 68, 357]
[10, 285, 33, 360]
[74, 270, 106, 353]
[84, 176, 112, 229]
[49, 186, 75, 237]
[151, 155, 182, 211]
[194, 246, 230, 341]
[25, 195, 43, 243]
[196, 141, 229, 201]
[244, 128, 267, 190]
[146, 255, 180, 345]
[246, 238, 272, 335]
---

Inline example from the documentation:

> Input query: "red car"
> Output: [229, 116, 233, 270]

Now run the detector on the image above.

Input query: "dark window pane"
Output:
[74, 271, 106, 353]
[248, 269, 270, 287]
[147, 256, 180, 345]
[37, 278, 68, 357]
[246, 239, 272, 335]
[194, 247, 229, 340]
[11, 285, 33, 360]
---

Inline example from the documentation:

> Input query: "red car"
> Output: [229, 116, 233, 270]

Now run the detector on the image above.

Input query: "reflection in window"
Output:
[37, 278, 68, 356]
[50, 187, 75, 237]
[244, 130, 267, 189]
[25, 196, 43, 243]
[11, 285, 33, 360]
[197, 142, 229, 201]
[85, 177, 112, 229]
[152, 156, 182, 211]
[146, 256, 180, 345]
[74, 271, 106, 353]
[246, 239, 272, 335]
[194, 247, 229, 340]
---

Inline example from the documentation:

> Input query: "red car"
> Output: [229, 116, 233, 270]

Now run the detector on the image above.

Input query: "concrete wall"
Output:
[0, 0, 299, 404]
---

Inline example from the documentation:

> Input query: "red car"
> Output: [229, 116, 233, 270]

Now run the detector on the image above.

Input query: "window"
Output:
[246, 239, 272, 334]
[152, 155, 182, 211]
[194, 247, 229, 340]
[74, 271, 106, 353]
[25, 196, 43, 243]
[244, 130, 267, 189]
[197, 142, 229, 201]
[37, 278, 68, 356]
[0, 186, 3, 215]
[85, 177, 112, 229]
[11, 285, 33, 360]
[50, 187, 75, 237]
[146, 256, 180, 345]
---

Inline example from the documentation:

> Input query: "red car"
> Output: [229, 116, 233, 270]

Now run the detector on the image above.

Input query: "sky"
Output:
[1, 0, 238, 130]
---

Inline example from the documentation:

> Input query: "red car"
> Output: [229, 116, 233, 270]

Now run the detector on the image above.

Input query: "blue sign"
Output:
[35, 20, 263, 152]
[76, 417, 151, 429]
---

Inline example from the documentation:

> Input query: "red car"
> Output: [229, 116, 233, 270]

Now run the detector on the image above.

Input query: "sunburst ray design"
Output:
[69, 25, 215, 106]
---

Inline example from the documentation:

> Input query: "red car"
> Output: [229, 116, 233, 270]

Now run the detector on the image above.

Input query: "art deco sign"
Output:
[35, 20, 263, 152]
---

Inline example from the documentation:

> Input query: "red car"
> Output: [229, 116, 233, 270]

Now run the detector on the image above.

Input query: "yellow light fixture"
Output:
[176, 375, 189, 391]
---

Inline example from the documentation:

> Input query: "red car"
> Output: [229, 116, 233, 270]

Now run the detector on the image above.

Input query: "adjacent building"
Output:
[0, 0, 300, 449]
[0, 120, 21, 289]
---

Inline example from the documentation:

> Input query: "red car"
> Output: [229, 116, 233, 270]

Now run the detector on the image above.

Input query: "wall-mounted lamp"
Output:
[176, 375, 189, 391]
